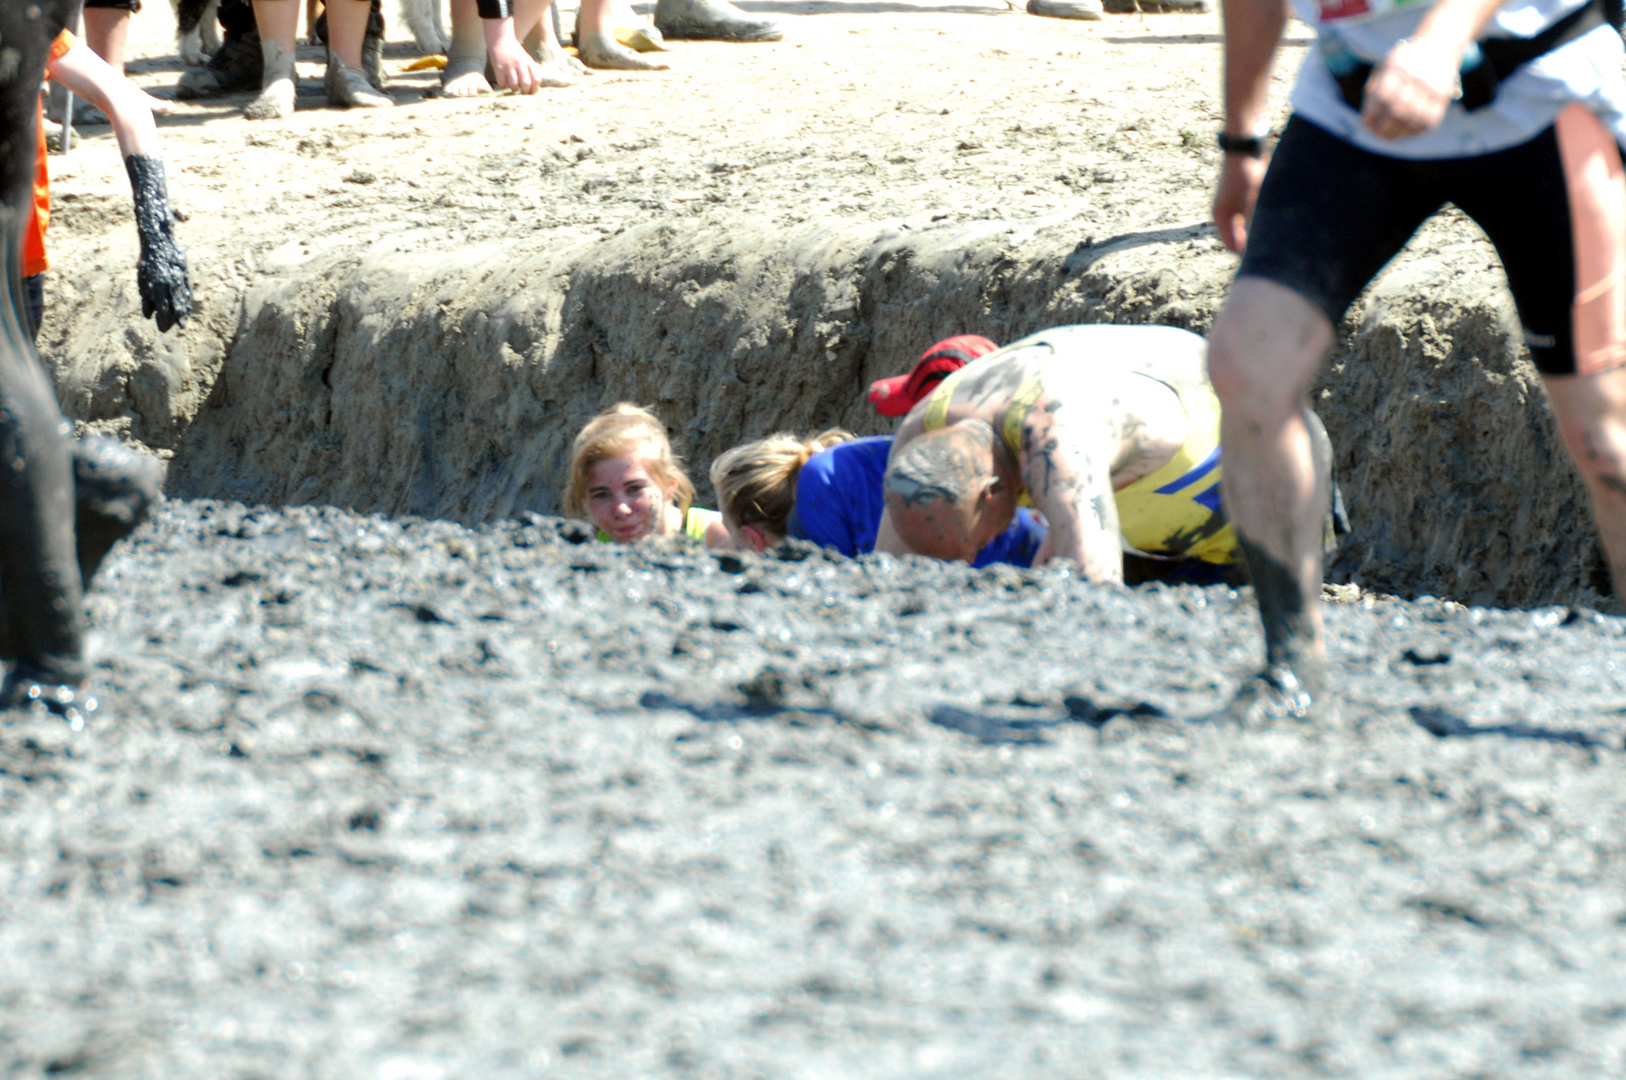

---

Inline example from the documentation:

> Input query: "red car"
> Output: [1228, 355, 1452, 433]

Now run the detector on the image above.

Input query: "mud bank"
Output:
[35, 2, 1602, 608]
[95, 206, 1601, 610]
[4, 500, 1626, 1079]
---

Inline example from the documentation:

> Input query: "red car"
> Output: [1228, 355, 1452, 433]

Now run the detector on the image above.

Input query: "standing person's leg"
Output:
[323, 0, 392, 106]
[442, 0, 495, 95]
[1205, 117, 1439, 723]
[1547, 371, 1626, 595]
[82, 1, 135, 76]
[1208, 280, 1336, 709]
[514, 0, 589, 84]
[245, 0, 299, 117]
[577, 0, 668, 69]
[1462, 106, 1626, 601]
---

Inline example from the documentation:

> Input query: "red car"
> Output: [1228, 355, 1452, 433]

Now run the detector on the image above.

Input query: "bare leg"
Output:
[1205, 276, 1336, 724]
[441, 0, 494, 95]
[245, 0, 299, 117]
[515, 0, 589, 83]
[1545, 368, 1626, 603]
[82, 7, 132, 75]
[324, 0, 392, 106]
[577, 0, 669, 69]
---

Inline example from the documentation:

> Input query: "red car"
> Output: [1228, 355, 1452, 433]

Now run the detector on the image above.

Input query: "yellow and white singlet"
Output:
[918, 326, 1239, 565]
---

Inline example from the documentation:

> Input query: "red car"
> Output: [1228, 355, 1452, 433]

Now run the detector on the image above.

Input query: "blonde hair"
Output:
[710, 429, 853, 537]
[566, 403, 695, 520]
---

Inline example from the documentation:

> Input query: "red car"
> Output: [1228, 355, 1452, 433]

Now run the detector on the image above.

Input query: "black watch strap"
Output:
[1216, 131, 1267, 157]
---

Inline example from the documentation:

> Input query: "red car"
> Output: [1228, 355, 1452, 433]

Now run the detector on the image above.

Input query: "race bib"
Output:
[1315, 0, 1430, 25]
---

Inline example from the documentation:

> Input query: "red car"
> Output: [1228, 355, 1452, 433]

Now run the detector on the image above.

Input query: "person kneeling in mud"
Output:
[567, 403, 730, 547]
[875, 324, 1337, 581]
[711, 429, 1047, 567]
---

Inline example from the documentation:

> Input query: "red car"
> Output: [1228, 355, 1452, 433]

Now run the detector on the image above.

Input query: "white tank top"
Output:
[1287, 0, 1626, 159]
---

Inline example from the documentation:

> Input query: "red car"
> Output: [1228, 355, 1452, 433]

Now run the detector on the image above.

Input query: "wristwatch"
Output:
[1216, 131, 1268, 158]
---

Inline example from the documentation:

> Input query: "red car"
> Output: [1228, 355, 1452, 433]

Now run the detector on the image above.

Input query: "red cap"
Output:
[869, 334, 999, 417]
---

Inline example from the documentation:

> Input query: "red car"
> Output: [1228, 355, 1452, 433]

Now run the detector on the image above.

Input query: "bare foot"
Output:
[325, 54, 394, 108]
[244, 76, 295, 118]
[244, 38, 296, 119]
[440, 55, 493, 96]
[527, 25, 594, 80]
[576, 30, 669, 71]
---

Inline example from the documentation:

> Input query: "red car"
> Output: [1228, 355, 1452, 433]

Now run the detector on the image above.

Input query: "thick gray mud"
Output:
[5, 500, 1626, 1079]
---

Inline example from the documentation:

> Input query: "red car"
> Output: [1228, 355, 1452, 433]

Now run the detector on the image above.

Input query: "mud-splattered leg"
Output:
[441, 0, 495, 96]
[0, 0, 95, 719]
[1205, 277, 1336, 725]
[245, 0, 299, 118]
[576, 0, 670, 71]
[515, 0, 591, 83]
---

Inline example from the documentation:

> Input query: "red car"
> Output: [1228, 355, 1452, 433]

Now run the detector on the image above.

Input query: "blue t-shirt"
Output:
[786, 436, 1045, 568]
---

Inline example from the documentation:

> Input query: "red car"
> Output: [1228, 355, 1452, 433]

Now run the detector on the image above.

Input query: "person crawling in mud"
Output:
[711, 428, 1048, 566]
[710, 335, 1045, 567]
[0, 0, 164, 726]
[567, 403, 729, 547]
[874, 324, 1336, 581]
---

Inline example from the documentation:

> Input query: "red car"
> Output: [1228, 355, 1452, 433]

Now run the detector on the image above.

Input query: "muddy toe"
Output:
[326, 56, 394, 108]
[244, 78, 295, 119]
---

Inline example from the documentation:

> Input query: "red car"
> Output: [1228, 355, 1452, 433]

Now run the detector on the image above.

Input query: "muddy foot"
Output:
[0, 667, 95, 733]
[325, 54, 395, 108]
[243, 76, 295, 119]
[440, 55, 493, 96]
[654, 0, 783, 41]
[1205, 664, 1330, 728]
[1027, 0, 1105, 17]
[577, 31, 672, 70]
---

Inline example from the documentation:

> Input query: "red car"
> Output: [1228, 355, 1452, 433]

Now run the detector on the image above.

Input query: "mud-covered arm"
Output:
[47, 44, 191, 331]
[1019, 411, 1123, 581]
[123, 155, 192, 333]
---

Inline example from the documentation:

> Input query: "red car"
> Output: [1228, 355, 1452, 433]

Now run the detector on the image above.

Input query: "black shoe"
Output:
[175, 22, 264, 98]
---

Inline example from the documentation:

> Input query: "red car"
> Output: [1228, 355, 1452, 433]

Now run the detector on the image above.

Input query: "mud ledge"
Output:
[48, 209, 1605, 609]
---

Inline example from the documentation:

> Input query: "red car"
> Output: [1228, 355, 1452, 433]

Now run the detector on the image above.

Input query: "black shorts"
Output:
[83, 0, 141, 10]
[1239, 111, 1626, 376]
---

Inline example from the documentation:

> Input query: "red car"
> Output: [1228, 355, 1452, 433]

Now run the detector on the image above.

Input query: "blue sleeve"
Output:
[794, 437, 892, 557]
[972, 508, 1047, 569]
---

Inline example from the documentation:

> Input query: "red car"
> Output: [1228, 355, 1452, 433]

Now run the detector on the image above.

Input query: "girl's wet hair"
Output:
[710, 430, 854, 537]
[566, 403, 695, 520]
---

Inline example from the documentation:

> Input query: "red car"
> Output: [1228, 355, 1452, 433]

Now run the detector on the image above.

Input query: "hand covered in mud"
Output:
[1361, 35, 1460, 140]
[137, 231, 192, 333]
[125, 155, 192, 332]
[1212, 150, 1268, 254]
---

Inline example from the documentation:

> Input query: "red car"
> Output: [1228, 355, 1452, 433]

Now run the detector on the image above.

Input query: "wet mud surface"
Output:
[6, 500, 1626, 1078]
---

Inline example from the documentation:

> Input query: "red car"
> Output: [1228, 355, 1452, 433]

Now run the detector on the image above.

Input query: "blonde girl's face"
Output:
[585, 447, 673, 543]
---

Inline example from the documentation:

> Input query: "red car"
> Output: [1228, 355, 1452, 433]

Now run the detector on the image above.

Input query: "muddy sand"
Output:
[8, 3, 1626, 1078]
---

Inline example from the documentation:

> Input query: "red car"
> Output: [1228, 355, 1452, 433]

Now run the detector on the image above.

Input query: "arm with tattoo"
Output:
[1020, 405, 1124, 581]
